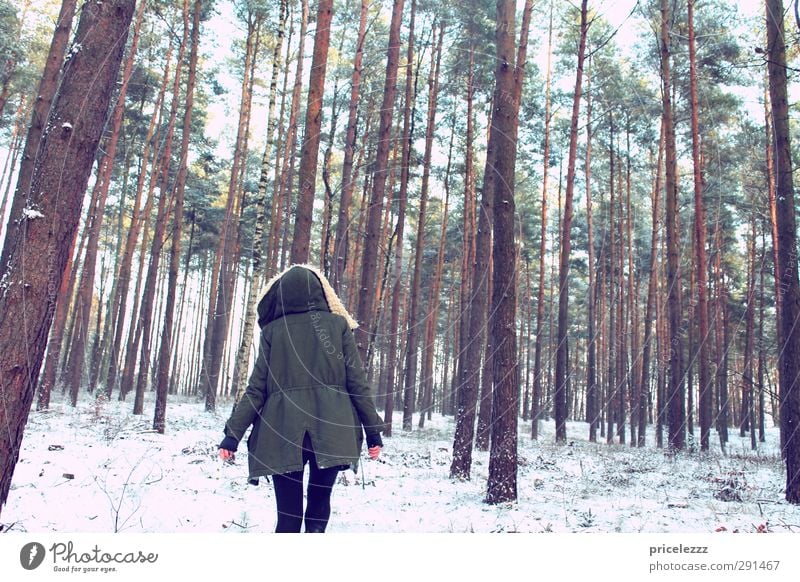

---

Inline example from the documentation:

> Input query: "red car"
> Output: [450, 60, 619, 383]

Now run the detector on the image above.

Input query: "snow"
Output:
[61, 122, 73, 131]
[2, 392, 798, 534]
[21, 207, 45, 220]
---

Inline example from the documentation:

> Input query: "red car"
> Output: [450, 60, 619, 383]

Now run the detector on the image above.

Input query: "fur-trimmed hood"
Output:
[256, 263, 359, 330]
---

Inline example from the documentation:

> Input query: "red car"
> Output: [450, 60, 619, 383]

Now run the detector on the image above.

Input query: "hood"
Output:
[256, 263, 359, 330]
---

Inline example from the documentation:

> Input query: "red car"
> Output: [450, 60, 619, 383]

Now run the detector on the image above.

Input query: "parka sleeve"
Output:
[341, 324, 385, 447]
[222, 332, 271, 445]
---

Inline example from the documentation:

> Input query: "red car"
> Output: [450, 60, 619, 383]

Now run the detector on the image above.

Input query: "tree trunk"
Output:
[532, 4, 554, 441]
[290, 0, 333, 263]
[403, 5, 438, 432]
[638, 121, 664, 447]
[64, 0, 147, 405]
[766, 0, 800, 502]
[202, 10, 260, 411]
[230, 3, 286, 400]
[687, 0, 712, 451]
[713, 216, 730, 450]
[758, 230, 767, 443]
[450, 42, 476, 436]
[154, 0, 200, 434]
[354, 0, 405, 364]
[0, 0, 135, 514]
[331, 0, 368, 292]
[625, 119, 638, 447]
[450, 91, 494, 480]
[475, 253, 493, 451]
[742, 215, 757, 449]
[382, 0, 416, 435]
[0, 0, 78, 279]
[554, 0, 588, 444]
[661, 0, 685, 451]
[131, 1, 190, 415]
[584, 54, 598, 442]
[36, 227, 78, 410]
[419, 107, 454, 429]
[606, 118, 617, 445]
[485, 0, 529, 505]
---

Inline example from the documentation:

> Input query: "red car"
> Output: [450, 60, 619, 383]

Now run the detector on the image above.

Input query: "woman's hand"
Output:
[219, 448, 235, 462]
[368, 446, 381, 460]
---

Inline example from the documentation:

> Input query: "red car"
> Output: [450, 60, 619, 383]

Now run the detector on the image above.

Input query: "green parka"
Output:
[221, 264, 384, 478]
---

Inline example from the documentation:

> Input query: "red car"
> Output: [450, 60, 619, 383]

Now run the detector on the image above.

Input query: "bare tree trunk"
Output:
[290, 0, 333, 263]
[0, 0, 78, 278]
[584, 54, 597, 442]
[617, 134, 628, 445]
[36, 227, 78, 409]
[154, 0, 200, 434]
[131, 0, 190, 415]
[532, 4, 554, 441]
[266, 3, 298, 273]
[419, 108, 454, 429]
[0, 98, 27, 245]
[450, 92, 494, 480]
[554, 0, 588, 444]
[485, 0, 530, 505]
[202, 10, 260, 411]
[687, 0, 712, 451]
[332, 0, 368, 292]
[766, 0, 800, 502]
[0, 0, 135, 514]
[354, 0, 405, 363]
[475, 253, 493, 451]
[661, 0, 685, 451]
[742, 215, 757, 449]
[638, 121, 664, 447]
[450, 42, 476, 434]
[382, 1, 416, 435]
[713, 215, 730, 450]
[403, 8, 440, 432]
[64, 0, 147, 405]
[758, 230, 767, 443]
[626, 120, 638, 447]
[106, 41, 173, 398]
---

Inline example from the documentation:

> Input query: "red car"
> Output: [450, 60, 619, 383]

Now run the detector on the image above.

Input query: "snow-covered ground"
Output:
[2, 392, 798, 534]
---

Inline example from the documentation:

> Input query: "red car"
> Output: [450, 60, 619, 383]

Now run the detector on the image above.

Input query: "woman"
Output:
[218, 264, 384, 533]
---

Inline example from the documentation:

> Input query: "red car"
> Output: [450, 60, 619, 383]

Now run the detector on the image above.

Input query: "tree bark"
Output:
[290, 0, 333, 263]
[687, 0, 712, 451]
[382, 0, 415, 435]
[154, 0, 200, 434]
[131, 1, 189, 415]
[64, 0, 147, 405]
[766, 0, 800, 502]
[485, 0, 527, 505]
[420, 106, 454, 428]
[584, 54, 597, 442]
[0, 0, 135, 514]
[532, 4, 554, 441]
[403, 7, 439, 432]
[555, 0, 589, 444]
[0, 0, 78, 279]
[202, 9, 261, 411]
[638, 122, 664, 447]
[112, 41, 172, 400]
[230, 6, 286, 400]
[661, 0, 685, 451]
[331, 0, 368, 292]
[354, 0, 405, 364]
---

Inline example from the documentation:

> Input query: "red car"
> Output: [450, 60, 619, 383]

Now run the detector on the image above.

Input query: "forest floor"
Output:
[2, 393, 799, 534]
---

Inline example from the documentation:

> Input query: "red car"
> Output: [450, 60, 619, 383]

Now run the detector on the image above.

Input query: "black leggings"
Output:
[272, 433, 341, 533]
